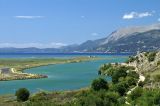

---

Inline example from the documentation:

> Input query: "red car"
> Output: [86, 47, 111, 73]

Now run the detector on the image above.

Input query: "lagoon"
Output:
[0, 54, 128, 95]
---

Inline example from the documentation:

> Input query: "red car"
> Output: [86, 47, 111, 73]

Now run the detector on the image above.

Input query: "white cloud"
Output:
[123, 11, 153, 20]
[81, 15, 85, 18]
[14, 16, 44, 19]
[0, 42, 67, 48]
[91, 33, 99, 36]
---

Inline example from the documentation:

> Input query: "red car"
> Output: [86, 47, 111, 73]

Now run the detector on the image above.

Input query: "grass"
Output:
[0, 56, 101, 71]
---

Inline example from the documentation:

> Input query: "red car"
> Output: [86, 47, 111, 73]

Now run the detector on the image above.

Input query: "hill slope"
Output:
[70, 23, 160, 53]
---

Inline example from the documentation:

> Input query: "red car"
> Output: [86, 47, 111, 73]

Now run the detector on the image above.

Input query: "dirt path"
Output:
[121, 63, 145, 105]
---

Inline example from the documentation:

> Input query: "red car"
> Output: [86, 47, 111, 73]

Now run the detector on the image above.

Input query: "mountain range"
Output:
[1, 23, 160, 53]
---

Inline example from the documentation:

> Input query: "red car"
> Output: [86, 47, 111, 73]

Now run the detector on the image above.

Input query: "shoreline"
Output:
[0, 56, 102, 81]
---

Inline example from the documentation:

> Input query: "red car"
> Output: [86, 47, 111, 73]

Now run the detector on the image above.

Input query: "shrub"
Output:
[157, 61, 160, 66]
[126, 77, 137, 86]
[91, 78, 109, 91]
[30, 92, 48, 102]
[138, 81, 145, 87]
[129, 87, 143, 100]
[113, 82, 127, 96]
[15, 88, 30, 102]
[147, 52, 157, 62]
[127, 71, 139, 79]
[126, 56, 136, 63]
[153, 74, 160, 82]
[112, 66, 127, 83]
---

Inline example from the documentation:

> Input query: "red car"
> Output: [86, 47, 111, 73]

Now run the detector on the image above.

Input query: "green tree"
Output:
[147, 52, 157, 62]
[112, 66, 127, 83]
[15, 88, 30, 102]
[129, 87, 143, 100]
[113, 82, 127, 96]
[91, 78, 109, 91]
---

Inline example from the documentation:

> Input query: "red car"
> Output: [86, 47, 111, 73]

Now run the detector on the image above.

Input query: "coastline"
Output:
[0, 56, 102, 81]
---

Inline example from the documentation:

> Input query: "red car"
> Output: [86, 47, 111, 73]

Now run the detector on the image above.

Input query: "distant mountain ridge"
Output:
[63, 23, 160, 53]
[1, 23, 160, 53]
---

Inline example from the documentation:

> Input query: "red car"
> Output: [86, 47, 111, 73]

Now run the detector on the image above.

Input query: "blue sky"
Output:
[0, 0, 160, 48]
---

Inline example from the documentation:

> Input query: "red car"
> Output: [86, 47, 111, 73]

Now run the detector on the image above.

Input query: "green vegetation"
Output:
[91, 78, 109, 91]
[15, 88, 30, 102]
[145, 51, 157, 62]
[0, 64, 141, 106]
[125, 56, 136, 63]
[0, 57, 100, 72]
[128, 88, 160, 106]
[1, 53, 160, 106]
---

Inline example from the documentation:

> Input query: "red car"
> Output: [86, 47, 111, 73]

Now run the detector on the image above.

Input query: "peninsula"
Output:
[0, 56, 100, 81]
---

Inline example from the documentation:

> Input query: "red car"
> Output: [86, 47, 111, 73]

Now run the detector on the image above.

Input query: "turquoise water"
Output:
[0, 56, 128, 95]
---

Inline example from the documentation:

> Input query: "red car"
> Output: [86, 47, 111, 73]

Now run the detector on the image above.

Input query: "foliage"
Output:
[15, 88, 30, 102]
[112, 66, 128, 83]
[113, 82, 128, 96]
[138, 81, 144, 87]
[125, 56, 136, 63]
[129, 89, 160, 106]
[147, 52, 157, 62]
[153, 74, 160, 82]
[75, 90, 120, 106]
[30, 92, 49, 102]
[91, 78, 109, 91]
[129, 87, 143, 100]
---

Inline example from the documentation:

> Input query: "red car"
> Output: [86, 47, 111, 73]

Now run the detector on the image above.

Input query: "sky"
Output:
[0, 0, 160, 48]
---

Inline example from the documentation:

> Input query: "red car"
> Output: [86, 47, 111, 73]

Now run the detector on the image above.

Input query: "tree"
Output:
[15, 88, 30, 102]
[129, 87, 143, 100]
[113, 82, 127, 96]
[112, 66, 127, 83]
[91, 78, 109, 91]
[147, 52, 157, 62]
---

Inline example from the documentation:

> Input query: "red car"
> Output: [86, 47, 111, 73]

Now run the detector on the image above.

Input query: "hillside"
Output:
[69, 23, 160, 53]
[126, 51, 160, 88]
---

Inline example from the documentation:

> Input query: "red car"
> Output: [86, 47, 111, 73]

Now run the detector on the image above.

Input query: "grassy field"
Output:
[0, 56, 101, 72]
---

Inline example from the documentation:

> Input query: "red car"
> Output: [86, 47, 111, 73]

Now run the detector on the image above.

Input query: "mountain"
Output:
[65, 23, 160, 53]
[0, 23, 160, 53]
[0, 47, 59, 53]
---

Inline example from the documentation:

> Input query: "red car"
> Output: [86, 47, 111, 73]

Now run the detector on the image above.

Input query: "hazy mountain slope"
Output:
[69, 23, 160, 53]
[101, 23, 160, 45]
[0, 23, 160, 53]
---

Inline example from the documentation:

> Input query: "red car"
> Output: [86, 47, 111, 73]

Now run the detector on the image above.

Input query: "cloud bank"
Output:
[123, 12, 153, 20]
[14, 16, 44, 19]
[0, 42, 67, 48]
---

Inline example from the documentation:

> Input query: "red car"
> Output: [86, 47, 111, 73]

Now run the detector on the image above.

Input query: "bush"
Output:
[15, 88, 30, 102]
[129, 87, 143, 100]
[138, 81, 145, 87]
[126, 56, 136, 63]
[126, 77, 137, 86]
[91, 78, 109, 91]
[147, 52, 157, 62]
[113, 82, 127, 96]
[112, 66, 127, 83]
[127, 71, 139, 79]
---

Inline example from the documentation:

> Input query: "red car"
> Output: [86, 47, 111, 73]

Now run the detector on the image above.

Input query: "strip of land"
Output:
[0, 56, 100, 81]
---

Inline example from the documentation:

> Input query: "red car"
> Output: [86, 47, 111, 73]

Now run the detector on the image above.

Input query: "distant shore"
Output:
[0, 56, 101, 81]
